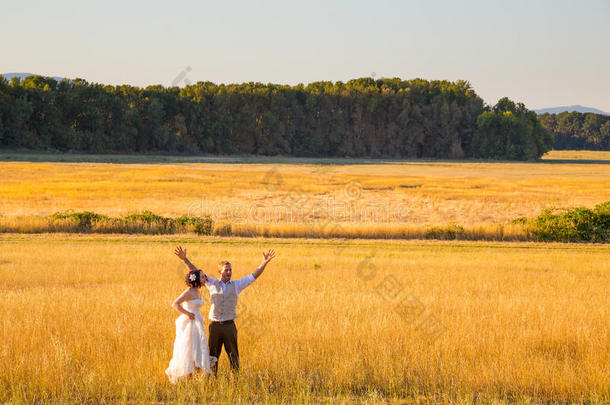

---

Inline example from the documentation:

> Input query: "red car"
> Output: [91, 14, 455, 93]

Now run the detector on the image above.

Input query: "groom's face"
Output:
[219, 264, 232, 282]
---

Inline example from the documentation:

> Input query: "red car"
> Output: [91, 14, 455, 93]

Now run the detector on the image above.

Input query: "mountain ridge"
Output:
[1, 72, 66, 83]
[534, 105, 609, 115]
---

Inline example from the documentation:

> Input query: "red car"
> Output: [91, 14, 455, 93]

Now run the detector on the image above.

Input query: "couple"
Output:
[165, 245, 276, 383]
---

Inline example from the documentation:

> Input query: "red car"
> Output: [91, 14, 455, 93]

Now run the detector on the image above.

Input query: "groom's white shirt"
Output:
[204, 274, 256, 321]
[204, 274, 255, 295]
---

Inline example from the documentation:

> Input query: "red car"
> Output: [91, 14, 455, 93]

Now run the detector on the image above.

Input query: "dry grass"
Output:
[0, 234, 608, 403]
[0, 216, 532, 241]
[0, 213, 212, 235]
[540, 150, 610, 162]
[212, 222, 531, 241]
[0, 151, 608, 233]
[1, 151, 609, 403]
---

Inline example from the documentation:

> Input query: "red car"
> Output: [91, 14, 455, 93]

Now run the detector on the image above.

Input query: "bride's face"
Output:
[219, 264, 232, 282]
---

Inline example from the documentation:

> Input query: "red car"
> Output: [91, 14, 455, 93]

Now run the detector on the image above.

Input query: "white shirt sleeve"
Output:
[203, 274, 217, 290]
[233, 274, 256, 295]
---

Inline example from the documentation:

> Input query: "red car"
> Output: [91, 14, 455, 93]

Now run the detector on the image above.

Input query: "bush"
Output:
[122, 210, 174, 233]
[425, 223, 465, 239]
[525, 202, 609, 242]
[510, 217, 528, 225]
[176, 215, 213, 235]
[49, 210, 109, 231]
[47, 210, 213, 235]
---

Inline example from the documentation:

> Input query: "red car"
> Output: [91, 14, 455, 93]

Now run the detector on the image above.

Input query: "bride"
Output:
[165, 269, 217, 383]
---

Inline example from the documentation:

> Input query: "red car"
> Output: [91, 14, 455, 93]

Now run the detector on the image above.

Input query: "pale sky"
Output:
[2, 0, 609, 111]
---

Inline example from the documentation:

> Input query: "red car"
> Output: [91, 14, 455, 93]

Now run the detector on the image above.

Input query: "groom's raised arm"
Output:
[232, 249, 276, 294]
[252, 249, 276, 279]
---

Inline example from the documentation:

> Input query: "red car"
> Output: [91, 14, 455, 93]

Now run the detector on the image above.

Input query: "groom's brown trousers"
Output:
[209, 320, 239, 374]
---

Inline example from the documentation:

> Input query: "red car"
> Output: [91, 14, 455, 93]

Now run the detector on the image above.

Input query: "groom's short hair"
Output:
[218, 260, 231, 269]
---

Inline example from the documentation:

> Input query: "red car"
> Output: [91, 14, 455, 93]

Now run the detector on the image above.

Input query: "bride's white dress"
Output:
[165, 299, 217, 383]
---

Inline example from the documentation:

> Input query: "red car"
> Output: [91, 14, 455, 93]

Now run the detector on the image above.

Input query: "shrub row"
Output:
[1, 204, 607, 242]
[47, 210, 213, 235]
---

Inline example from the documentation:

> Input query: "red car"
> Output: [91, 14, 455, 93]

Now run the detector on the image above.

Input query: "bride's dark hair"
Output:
[185, 270, 203, 288]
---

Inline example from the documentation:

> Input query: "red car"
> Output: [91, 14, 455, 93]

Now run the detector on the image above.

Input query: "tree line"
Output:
[0, 75, 553, 160]
[538, 111, 610, 150]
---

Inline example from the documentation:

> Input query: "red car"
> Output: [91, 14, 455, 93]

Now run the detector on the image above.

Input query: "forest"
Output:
[0, 75, 555, 160]
[539, 111, 610, 150]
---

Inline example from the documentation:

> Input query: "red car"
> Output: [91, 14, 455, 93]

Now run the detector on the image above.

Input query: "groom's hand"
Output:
[253, 249, 276, 279]
[174, 246, 187, 261]
[262, 249, 276, 264]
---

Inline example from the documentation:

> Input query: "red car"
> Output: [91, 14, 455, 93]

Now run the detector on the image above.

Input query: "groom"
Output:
[174, 246, 276, 374]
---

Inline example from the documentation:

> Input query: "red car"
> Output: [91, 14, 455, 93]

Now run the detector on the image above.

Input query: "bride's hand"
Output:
[186, 312, 195, 320]
[174, 246, 187, 260]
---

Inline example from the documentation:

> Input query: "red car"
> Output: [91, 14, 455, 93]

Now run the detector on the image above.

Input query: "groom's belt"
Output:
[210, 319, 235, 324]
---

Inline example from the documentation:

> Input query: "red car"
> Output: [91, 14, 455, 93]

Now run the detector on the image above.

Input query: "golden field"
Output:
[1, 234, 608, 404]
[0, 150, 609, 403]
[1, 150, 609, 225]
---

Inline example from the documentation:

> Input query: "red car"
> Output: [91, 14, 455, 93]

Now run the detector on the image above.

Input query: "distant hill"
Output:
[1, 72, 66, 83]
[535, 105, 609, 115]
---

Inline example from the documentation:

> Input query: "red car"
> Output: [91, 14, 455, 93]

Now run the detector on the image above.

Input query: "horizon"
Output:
[1, 0, 609, 112]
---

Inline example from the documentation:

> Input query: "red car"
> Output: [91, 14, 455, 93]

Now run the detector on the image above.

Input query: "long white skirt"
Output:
[165, 314, 217, 383]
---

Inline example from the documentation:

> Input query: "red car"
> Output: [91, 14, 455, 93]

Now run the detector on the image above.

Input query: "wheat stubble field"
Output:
[1, 150, 610, 240]
[1, 150, 609, 223]
[0, 151, 609, 403]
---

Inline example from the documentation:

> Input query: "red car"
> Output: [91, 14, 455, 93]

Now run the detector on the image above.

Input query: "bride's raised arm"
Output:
[174, 245, 212, 284]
